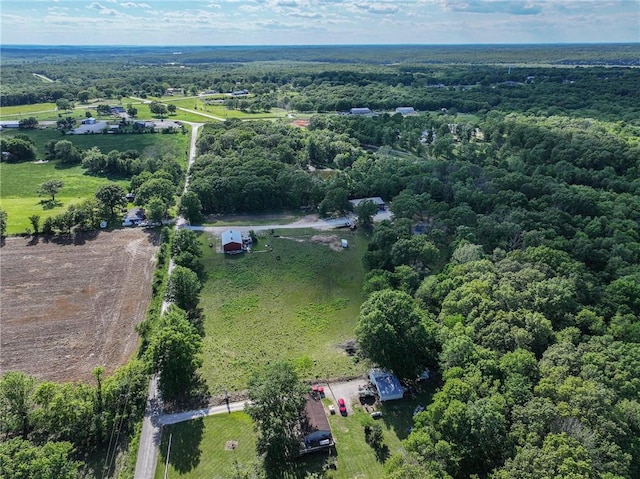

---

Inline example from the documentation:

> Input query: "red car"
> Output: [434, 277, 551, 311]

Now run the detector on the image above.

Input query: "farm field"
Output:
[0, 229, 160, 383]
[198, 229, 369, 393]
[0, 128, 189, 234]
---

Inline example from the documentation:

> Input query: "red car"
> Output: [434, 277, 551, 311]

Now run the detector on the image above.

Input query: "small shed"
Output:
[222, 230, 244, 254]
[350, 107, 371, 115]
[369, 368, 403, 402]
[341, 239, 348, 248]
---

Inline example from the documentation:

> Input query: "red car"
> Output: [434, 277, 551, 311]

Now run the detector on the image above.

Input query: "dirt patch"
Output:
[310, 234, 344, 251]
[0, 229, 159, 383]
[225, 440, 238, 451]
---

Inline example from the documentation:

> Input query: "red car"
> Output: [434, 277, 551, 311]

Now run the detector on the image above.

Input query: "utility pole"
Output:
[163, 433, 172, 479]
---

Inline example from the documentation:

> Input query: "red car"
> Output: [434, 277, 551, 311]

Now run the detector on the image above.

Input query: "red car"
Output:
[338, 398, 347, 416]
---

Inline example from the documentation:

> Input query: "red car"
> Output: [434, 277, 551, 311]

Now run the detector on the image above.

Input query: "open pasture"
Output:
[0, 102, 57, 118]
[0, 128, 188, 234]
[198, 229, 368, 393]
[0, 229, 159, 383]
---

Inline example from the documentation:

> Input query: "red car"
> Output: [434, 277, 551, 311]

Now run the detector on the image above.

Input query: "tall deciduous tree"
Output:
[355, 199, 378, 228]
[356, 289, 438, 379]
[38, 179, 64, 202]
[0, 438, 80, 479]
[95, 184, 127, 217]
[246, 361, 307, 466]
[149, 102, 168, 118]
[179, 191, 204, 224]
[166, 265, 201, 312]
[0, 371, 35, 438]
[145, 307, 202, 402]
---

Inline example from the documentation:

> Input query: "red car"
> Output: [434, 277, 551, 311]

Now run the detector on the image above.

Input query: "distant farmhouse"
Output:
[395, 106, 415, 115]
[349, 196, 386, 211]
[70, 118, 108, 134]
[0, 120, 20, 129]
[350, 107, 371, 115]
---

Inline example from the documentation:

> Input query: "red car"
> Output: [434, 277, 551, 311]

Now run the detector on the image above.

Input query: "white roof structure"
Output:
[350, 107, 371, 115]
[349, 197, 386, 208]
[369, 369, 403, 401]
[395, 107, 415, 115]
[221, 230, 243, 245]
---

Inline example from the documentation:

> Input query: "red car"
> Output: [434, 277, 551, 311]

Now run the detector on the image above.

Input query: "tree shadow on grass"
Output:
[40, 199, 62, 210]
[158, 418, 205, 474]
[378, 376, 441, 441]
[264, 449, 337, 479]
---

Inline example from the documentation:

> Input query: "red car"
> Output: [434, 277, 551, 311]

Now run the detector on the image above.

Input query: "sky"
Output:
[1, 0, 638, 46]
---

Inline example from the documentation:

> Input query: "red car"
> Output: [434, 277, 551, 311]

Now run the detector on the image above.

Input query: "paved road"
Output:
[133, 376, 162, 479]
[154, 377, 365, 426]
[187, 210, 392, 235]
[134, 121, 203, 479]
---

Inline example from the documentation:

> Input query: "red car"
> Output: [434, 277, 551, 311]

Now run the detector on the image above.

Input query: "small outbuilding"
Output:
[349, 196, 386, 211]
[222, 230, 244, 254]
[341, 239, 348, 248]
[350, 107, 371, 115]
[369, 368, 404, 402]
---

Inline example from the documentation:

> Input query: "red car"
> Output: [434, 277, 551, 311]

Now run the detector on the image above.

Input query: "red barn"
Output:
[222, 230, 243, 254]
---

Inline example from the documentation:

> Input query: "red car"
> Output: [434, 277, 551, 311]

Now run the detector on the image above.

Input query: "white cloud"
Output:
[88, 2, 121, 16]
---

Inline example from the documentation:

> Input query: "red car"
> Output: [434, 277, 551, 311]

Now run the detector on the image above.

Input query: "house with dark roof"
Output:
[299, 394, 334, 455]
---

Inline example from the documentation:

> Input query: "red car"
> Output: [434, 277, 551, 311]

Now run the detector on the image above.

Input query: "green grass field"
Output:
[0, 102, 57, 118]
[0, 127, 188, 234]
[161, 97, 290, 120]
[0, 160, 129, 234]
[154, 413, 259, 479]
[198, 229, 368, 393]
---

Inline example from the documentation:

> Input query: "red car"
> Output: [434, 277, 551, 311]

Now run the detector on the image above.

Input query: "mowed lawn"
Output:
[0, 102, 57, 118]
[0, 128, 188, 234]
[154, 413, 259, 479]
[152, 384, 439, 479]
[198, 230, 368, 393]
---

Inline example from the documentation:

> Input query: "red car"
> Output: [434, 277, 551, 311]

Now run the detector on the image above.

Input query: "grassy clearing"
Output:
[0, 128, 188, 233]
[0, 102, 57, 117]
[161, 97, 289, 120]
[0, 127, 189, 160]
[0, 160, 129, 233]
[198, 229, 368, 393]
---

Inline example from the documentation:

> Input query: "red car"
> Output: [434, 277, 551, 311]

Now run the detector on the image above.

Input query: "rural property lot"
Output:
[0, 229, 159, 383]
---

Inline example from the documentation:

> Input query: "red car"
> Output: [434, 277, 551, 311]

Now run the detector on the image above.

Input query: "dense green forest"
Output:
[1, 44, 639, 478]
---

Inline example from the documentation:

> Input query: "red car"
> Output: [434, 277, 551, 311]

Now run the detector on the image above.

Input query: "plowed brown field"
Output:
[0, 229, 159, 383]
